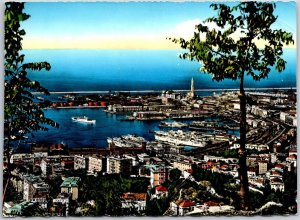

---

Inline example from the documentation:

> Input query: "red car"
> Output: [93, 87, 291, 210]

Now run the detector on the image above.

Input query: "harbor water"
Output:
[30, 108, 239, 148]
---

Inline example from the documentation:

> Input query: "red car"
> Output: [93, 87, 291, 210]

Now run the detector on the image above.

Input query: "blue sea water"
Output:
[33, 108, 160, 148]
[23, 49, 296, 92]
[31, 109, 239, 148]
[23, 49, 296, 147]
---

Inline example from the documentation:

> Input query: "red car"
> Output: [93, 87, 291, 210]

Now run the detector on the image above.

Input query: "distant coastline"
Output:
[33, 87, 297, 95]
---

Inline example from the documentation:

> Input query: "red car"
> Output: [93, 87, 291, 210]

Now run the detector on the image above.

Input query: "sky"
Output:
[21, 1, 297, 50]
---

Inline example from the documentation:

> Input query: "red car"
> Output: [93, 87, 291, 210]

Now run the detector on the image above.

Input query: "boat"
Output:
[72, 116, 96, 124]
[159, 121, 188, 128]
[37, 96, 44, 101]
[189, 121, 222, 131]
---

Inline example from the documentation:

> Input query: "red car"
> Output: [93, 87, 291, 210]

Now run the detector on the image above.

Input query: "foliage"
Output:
[208, 149, 238, 158]
[169, 168, 182, 182]
[78, 174, 149, 216]
[45, 176, 63, 199]
[170, 2, 294, 210]
[170, 2, 294, 82]
[145, 197, 169, 216]
[4, 2, 58, 204]
[191, 164, 232, 194]
[4, 2, 58, 148]
[3, 181, 22, 203]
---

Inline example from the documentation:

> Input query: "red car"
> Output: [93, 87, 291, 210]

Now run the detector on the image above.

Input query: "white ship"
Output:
[154, 130, 206, 148]
[71, 116, 96, 124]
[159, 121, 188, 128]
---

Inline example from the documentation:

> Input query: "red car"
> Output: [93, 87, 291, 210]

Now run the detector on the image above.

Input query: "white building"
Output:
[88, 156, 102, 173]
[173, 160, 192, 172]
[171, 200, 195, 216]
[270, 178, 285, 192]
[280, 111, 297, 127]
[74, 155, 87, 170]
[121, 193, 147, 213]
[23, 175, 49, 209]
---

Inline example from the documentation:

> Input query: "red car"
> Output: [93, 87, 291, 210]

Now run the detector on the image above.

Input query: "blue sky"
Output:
[21, 1, 297, 49]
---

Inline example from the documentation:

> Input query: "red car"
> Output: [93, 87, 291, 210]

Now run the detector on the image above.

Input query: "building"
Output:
[10, 153, 34, 166]
[150, 165, 169, 188]
[49, 143, 68, 156]
[137, 153, 150, 163]
[155, 185, 168, 199]
[88, 156, 102, 173]
[258, 161, 268, 175]
[107, 156, 133, 175]
[5, 201, 39, 217]
[270, 177, 285, 192]
[173, 160, 192, 172]
[161, 90, 182, 104]
[121, 192, 147, 213]
[52, 193, 70, 216]
[40, 156, 74, 176]
[286, 154, 297, 167]
[251, 105, 268, 118]
[186, 78, 195, 100]
[171, 200, 195, 216]
[280, 111, 297, 127]
[74, 155, 88, 170]
[10, 169, 25, 194]
[60, 177, 81, 200]
[247, 167, 258, 177]
[23, 175, 49, 209]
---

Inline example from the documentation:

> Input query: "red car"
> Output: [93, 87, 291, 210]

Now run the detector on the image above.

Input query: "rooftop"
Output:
[60, 177, 81, 188]
[175, 200, 195, 207]
[6, 201, 37, 215]
[24, 174, 42, 184]
[122, 192, 147, 200]
[155, 185, 168, 192]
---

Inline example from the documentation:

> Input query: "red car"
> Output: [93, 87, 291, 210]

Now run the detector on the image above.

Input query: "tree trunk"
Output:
[238, 74, 250, 210]
[3, 144, 11, 203]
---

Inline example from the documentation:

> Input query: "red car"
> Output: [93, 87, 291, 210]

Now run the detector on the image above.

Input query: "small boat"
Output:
[72, 116, 96, 124]
[37, 96, 44, 101]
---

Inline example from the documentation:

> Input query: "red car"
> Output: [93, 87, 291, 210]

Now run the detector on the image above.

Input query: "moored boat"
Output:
[72, 116, 96, 123]
[159, 121, 188, 128]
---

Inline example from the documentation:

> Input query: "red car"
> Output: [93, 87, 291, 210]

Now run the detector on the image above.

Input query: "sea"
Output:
[21, 49, 296, 148]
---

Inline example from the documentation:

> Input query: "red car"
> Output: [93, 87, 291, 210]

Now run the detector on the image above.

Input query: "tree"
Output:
[4, 2, 58, 202]
[170, 2, 294, 210]
[169, 168, 181, 182]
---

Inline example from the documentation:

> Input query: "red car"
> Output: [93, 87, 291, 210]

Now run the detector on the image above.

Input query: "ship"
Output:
[154, 130, 207, 148]
[159, 121, 188, 128]
[189, 121, 221, 131]
[71, 116, 96, 124]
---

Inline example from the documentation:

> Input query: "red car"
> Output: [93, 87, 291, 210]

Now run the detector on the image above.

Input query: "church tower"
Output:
[189, 77, 195, 99]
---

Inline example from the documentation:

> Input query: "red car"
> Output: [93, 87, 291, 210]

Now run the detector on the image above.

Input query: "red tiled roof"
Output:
[51, 143, 64, 151]
[156, 185, 168, 192]
[205, 201, 219, 206]
[220, 165, 228, 169]
[271, 177, 282, 183]
[62, 161, 74, 164]
[275, 164, 284, 169]
[176, 200, 195, 207]
[122, 192, 147, 200]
